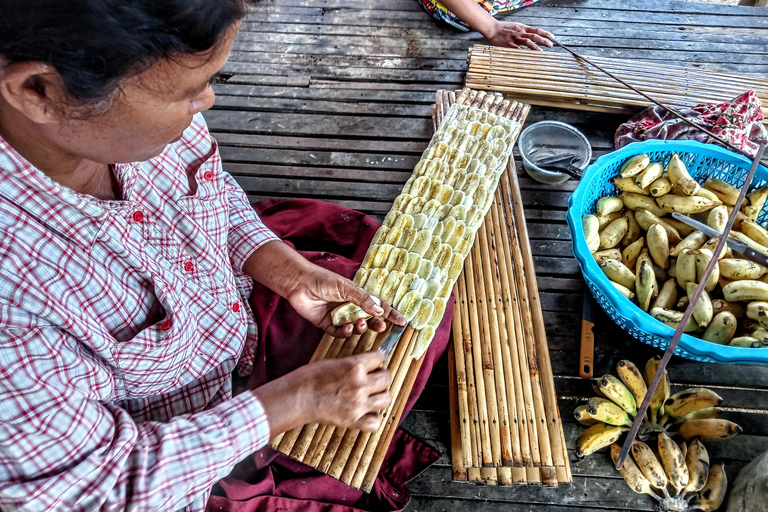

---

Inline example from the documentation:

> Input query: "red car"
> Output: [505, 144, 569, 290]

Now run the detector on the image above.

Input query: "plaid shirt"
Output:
[0, 114, 280, 511]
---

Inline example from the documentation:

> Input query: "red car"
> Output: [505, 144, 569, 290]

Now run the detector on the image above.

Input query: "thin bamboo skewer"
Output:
[457, 274, 483, 483]
[448, 342, 468, 481]
[451, 289, 473, 470]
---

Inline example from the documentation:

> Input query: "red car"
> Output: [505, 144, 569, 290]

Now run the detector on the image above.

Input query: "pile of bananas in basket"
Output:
[575, 358, 737, 512]
[584, 153, 768, 347]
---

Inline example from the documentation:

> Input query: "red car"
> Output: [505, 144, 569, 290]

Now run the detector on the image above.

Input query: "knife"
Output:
[377, 322, 408, 360]
[670, 212, 768, 267]
[533, 153, 581, 167]
[579, 289, 595, 379]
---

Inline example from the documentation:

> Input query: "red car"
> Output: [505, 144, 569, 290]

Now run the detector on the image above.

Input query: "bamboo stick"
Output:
[451, 293, 473, 469]
[457, 276, 483, 480]
[448, 343, 468, 481]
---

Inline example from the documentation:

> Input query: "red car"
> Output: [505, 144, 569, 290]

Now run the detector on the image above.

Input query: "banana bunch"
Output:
[611, 440, 727, 512]
[575, 358, 741, 458]
[585, 152, 768, 349]
[331, 103, 520, 359]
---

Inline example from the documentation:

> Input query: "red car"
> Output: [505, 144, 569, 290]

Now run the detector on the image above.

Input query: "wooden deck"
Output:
[205, 0, 768, 509]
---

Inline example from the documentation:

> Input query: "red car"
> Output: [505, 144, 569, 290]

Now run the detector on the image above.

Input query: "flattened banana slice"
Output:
[466, 121, 481, 135]
[394, 213, 414, 230]
[482, 155, 499, 174]
[422, 279, 441, 301]
[379, 270, 404, 303]
[397, 228, 417, 251]
[384, 247, 408, 272]
[433, 160, 449, 182]
[397, 291, 423, 322]
[487, 124, 509, 141]
[426, 159, 443, 176]
[411, 325, 436, 359]
[413, 159, 430, 177]
[412, 213, 428, 230]
[440, 216, 457, 243]
[473, 185, 492, 212]
[434, 244, 454, 272]
[426, 141, 448, 160]
[411, 299, 435, 330]
[428, 298, 447, 328]
[447, 252, 464, 280]
[372, 244, 395, 268]
[393, 273, 418, 308]
[435, 203, 453, 221]
[428, 266, 444, 282]
[370, 228, 389, 247]
[425, 216, 439, 233]
[364, 268, 388, 295]
[433, 184, 454, 204]
[479, 123, 493, 139]
[438, 280, 453, 301]
[412, 229, 433, 255]
[453, 174, 468, 192]
[353, 267, 371, 287]
[417, 258, 434, 280]
[466, 206, 484, 229]
[384, 227, 403, 246]
[467, 158, 486, 177]
[410, 277, 427, 294]
[446, 222, 467, 249]
[407, 176, 429, 197]
[404, 196, 426, 215]
[461, 173, 481, 197]
[445, 164, 460, 188]
[456, 154, 471, 172]
[405, 251, 422, 274]
[423, 236, 443, 261]
[449, 205, 467, 222]
[449, 189, 466, 207]
[445, 147, 460, 166]
[489, 139, 506, 158]
[475, 140, 491, 161]
[330, 302, 371, 326]
[382, 210, 399, 228]
[361, 245, 379, 269]
[421, 199, 442, 219]
[432, 223, 443, 239]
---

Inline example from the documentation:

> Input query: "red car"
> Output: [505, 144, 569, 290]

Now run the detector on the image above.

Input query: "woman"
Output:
[0, 1, 414, 510]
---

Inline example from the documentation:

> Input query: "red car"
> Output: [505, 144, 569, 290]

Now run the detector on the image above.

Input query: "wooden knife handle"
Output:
[579, 319, 595, 379]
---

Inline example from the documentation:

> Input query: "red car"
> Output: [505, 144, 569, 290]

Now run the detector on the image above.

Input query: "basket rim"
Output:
[566, 139, 768, 365]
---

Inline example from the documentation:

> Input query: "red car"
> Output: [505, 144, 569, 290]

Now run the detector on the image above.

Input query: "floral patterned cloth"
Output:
[615, 90, 768, 158]
[418, 0, 542, 31]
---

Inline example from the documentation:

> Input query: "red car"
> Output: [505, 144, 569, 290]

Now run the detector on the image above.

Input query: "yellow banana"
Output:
[687, 283, 713, 328]
[594, 248, 622, 264]
[729, 336, 762, 348]
[587, 397, 633, 427]
[631, 440, 667, 489]
[695, 187, 723, 204]
[573, 404, 599, 426]
[704, 178, 740, 206]
[700, 236, 730, 260]
[723, 279, 768, 302]
[670, 230, 708, 257]
[636, 260, 657, 312]
[620, 192, 667, 217]
[594, 374, 637, 416]
[650, 175, 673, 197]
[620, 154, 651, 178]
[596, 196, 624, 217]
[664, 216, 697, 237]
[650, 307, 698, 333]
[600, 259, 636, 290]
[634, 208, 682, 245]
[740, 218, 768, 247]
[597, 211, 623, 230]
[693, 249, 719, 293]
[711, 299, 745, 319]
[732, 231, 768, 256]
[663, 388, 723, 420]
[611, 281, 635, 300]
[719, 258, 768, 281]
[380, 270, 404, 303]
[622, 237, 645, 270]
[330, 302, 371, 326]
[697, 462, 727, 512]
[675, 418, 742, 441]
[583, 214, 600, 241]
[743, 186, 768, 219]
[636, 162, 664, 189]
[656, 194, 720, 214]
[677, 406, 722, 423]
[575, 423, 629, 458]
[683, 438, 710, 494]
[657, 431, 689, 490]
[702, 311, 737, 345]
[676, 249, 697, 289]
[645, 356, 670, 424]
[647, 223, 669, 269]
[600, 217, 629, 250]
[706, 204, 729, 233]
[667, 153, 700, 196]
[746, 301, 768, 329]
[653, 278, 678, 310]
[610, 443, 654, 496]
[613, 176, 650, 195]
[616, 360, 647, 412]
[623, 211, 643, 246]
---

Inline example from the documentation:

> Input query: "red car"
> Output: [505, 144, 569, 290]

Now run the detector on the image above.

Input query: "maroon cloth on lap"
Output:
[207, 198, 452, 512]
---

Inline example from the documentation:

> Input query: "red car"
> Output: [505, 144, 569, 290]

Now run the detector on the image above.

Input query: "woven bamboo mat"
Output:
[466, 45, 768, 125]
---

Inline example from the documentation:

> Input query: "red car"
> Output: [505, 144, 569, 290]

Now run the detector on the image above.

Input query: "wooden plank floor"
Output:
[205, 0, 768, 509]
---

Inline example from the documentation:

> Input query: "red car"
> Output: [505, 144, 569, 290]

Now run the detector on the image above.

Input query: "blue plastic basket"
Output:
[566, 140, 768, 364]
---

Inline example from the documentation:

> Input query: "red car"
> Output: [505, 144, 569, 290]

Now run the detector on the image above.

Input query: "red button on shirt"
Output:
[184, 261, 195, 272]
[132, 211, 144, 222]
[204, 171, 214, 181]
[159, 319, 173, 331]
[232, 303, 240, 313]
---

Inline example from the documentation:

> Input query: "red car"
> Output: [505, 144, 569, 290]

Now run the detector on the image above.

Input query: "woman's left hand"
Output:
[286, 265, 405, 338]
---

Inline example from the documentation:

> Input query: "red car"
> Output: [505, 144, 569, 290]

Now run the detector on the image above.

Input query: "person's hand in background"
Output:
[482, 20, 554, 50]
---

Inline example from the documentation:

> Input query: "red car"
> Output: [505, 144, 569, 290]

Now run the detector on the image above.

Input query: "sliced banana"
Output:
[384, 227, 403, 247]
[393, 273, 418, 308]
[372, 244, 394, 268]
[392, 193, 413, 211]
[418, 258, 434, 280]
[421, 199, 442, 219]
[397, 291, 423, 322]
[403, 196, 426, 215]
[380, 270, 404, 303]
[411, 299, 435, 330]
[412, 230, 433, 256]
[405, 251, 422, 274]
[384, 247, 408, 272]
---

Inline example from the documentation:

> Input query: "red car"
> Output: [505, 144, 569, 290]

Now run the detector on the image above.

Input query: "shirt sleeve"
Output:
[223, 171, 281, 270]
[0, 327, 272, 512]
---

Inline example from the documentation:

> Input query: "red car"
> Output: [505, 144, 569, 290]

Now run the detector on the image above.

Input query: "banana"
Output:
[634, 208, 682, 245]
[653, 278, 678, 310]
[620, 192, 667, 217]
[596, 196, 624, 217]
[694, 249, 719, 293]
[405, 252, 422, 274]
[729, 336, 762, 348]
[663, 388, 723, 420]
[743, 186, 768, 219]
[636, 162, 664, 189]
[697, 462, 727, 512]
[611, 281, 636, 300]
[411, 299, 434, 330]
[379, 270, 404, 303]
[616, 360, 647, 412]
[575, 423, 629, 458]
[684, 438, 710, 494]
[594, 374, 637, 416]
[600, 217, 629, 250]
[701, 236, 730, 260]
[723, 279, 768, 302]
[732, 231, 768, 257]
[645, 356, 670, 423]
[582, 214, 599, 241]
[611, 443, 654, 496]
[594, 248, 622, 264]
[658, 431, 689, 490]
[707, 205, 729, 233]
[670, 230, 708, 257]
[601, 259, 636, 290]
[397, 228, 417, 251]
[675, 249, 697, 289]
[622, 237, 645, 269]
[666, 153, 700, 195]
[597, 211, 623, 230]
[587, 397, 633, 427]
[702, 311, 737, 345]
[725, 206, 749, 231]
[330, 302, 372, 326]
[647, 224, 669, 269]
[573, 404, 599, 426]
[636, 260, 657, 312]
[620, 154, 651, 178]
[686, 283, 713, 328]
[656, 194, 721, 214]
[631, 440, 668, 489]
[635, 248, 652, 275]
[740, 218, 768, 247]
[664, 217, 697, 237]
[397, 290, 423, 322]
[719, 258, 768, 281]
[393, 273, 418, 307]
[650, 175, 673, 197]
[651, 307, 699, 333]
[613, 176, 650, 195]
[623, 211, 642, 246]
[704, 178, 740, 206]
[695, 187, 723, 204]
[384, 247, 408, 272]
[676, 418, 742, 441]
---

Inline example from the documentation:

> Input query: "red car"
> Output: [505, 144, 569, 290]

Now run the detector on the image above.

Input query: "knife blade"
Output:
[579, 289, 595, 379]
[377, 322, 408, 359]
[670, 212, 768, 267]
[533, 153, 582, 167]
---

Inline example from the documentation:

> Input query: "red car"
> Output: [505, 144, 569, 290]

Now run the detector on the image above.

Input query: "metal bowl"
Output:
[518, 121, 593, 184]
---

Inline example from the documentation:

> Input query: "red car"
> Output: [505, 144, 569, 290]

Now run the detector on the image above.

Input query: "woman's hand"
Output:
[483, 20, 554, 51]
[253, 351, 393, 434]
[286, 264, 405, 338]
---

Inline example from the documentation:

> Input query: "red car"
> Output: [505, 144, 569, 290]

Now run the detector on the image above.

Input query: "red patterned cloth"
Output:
[208, 198, 454, 512]
[615, 90, 768, 157]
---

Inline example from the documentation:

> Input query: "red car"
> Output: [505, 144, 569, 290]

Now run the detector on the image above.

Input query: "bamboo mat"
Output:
[440, 90, 571, 486]
[466, 45, 768, 125]
[269, 88, 531, 492]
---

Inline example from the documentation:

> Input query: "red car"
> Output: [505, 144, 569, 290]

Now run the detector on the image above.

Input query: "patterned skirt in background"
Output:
[418, 0, 542, 31]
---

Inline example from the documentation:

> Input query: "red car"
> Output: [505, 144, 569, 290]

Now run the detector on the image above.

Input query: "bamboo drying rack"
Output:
[465, 45, 768, 124]
[269, 88, 532, 493]
[438, 92, 572, 486]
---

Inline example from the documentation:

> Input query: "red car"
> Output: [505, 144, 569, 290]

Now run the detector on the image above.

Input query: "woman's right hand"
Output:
[483, 20, 554, 51]
[253, 351, 393, 435]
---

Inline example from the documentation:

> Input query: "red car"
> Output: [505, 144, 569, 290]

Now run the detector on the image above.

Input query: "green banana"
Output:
[644, 356, 670, 424]
[587, 397, 633, 427]
[594, 374, 637, 416]
[615, 360, 647, 414]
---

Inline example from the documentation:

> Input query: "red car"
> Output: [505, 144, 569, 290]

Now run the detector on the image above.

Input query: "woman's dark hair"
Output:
[0, 0, 248, 110]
